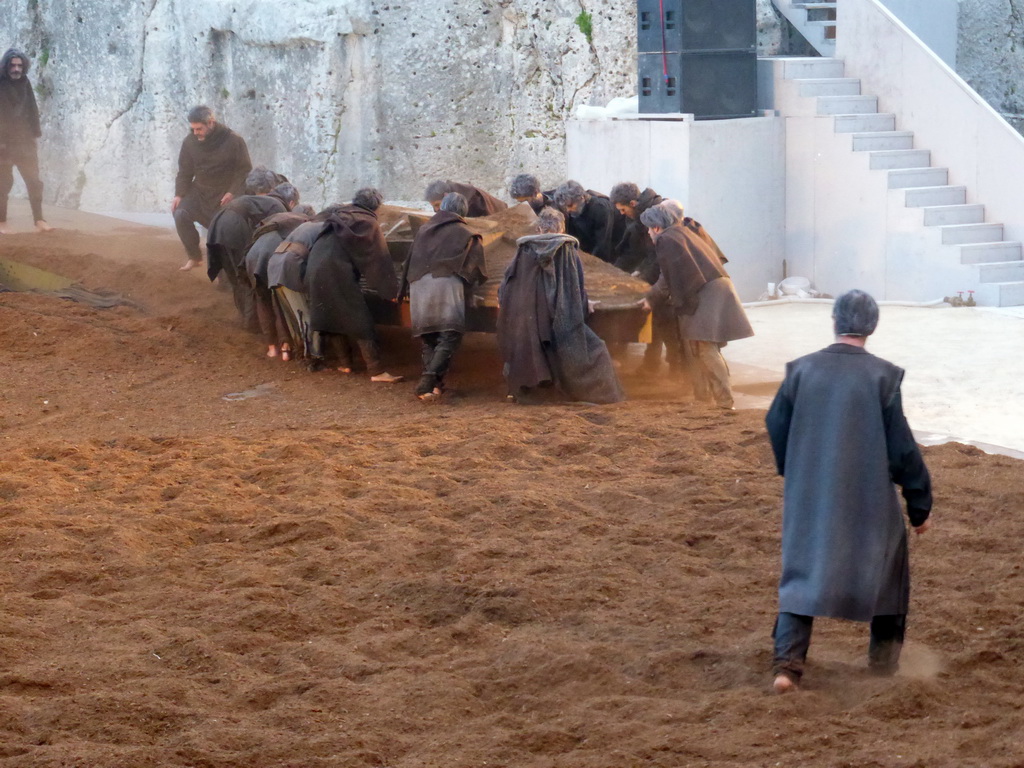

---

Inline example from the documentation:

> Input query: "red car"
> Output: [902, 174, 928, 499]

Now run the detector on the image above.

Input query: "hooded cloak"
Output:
[497, 233, 624, 404]
[0, 49, 41, 149]
[305, 204, 396, 339]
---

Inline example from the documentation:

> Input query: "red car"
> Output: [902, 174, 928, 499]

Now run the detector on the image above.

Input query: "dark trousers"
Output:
[173, 190, 218, 260]
[772, 612, 906, 682]
[416, 330, 463, 395]
[212, 245, 258, 333]
[0, 141, 44, 223]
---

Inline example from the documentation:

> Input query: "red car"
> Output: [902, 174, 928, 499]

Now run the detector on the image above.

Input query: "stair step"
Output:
[851, 131, 914, 151]
[922, 204, 985, 226]
[795, 78, 861, 97]
[818, 95, 878, 115]
[977, 260, 1024, 283]
[869, 149, 931, 170]
[942, 223, 1005, 245]
[888, 168, 948, 188]
[959, 241, 1021, 264]
[782, 58, 844, 80]
[834, 113, 896, 132]
[975, 281, 1024, 307]
[904, 186, 967, 207]
[804, 7, 838, 21]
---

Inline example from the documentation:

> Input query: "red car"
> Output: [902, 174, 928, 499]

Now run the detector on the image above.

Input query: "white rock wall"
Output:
[1, 0, 790, 212]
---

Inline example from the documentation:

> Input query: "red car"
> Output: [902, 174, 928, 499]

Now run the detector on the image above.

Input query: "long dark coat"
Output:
[205, 194, 288, 281]
[306, 205, 396, 339]
[174, 123, 252, 213]
[646, 225, 753, 343]
[497, 233, 624, 404]
[0, 49, 40, 150]
[401, 210, 486, 293]
[613, 188, 663, 280]
[565, 192, 617, 264]
[766, 344, 933, 621]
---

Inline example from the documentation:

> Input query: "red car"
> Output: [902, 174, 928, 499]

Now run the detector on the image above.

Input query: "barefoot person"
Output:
[0, 48, 52, 234]
[400, 192, 487, 400]
[305, 188, 403, 383]
[765, 290, 933, 693]
[172, 105, 252, 271]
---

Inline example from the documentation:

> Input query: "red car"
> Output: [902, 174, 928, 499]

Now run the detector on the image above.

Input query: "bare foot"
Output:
[336, 366, 353, 374]
[773, 674, 798, 694]
[280, 345, 291, 362]
[417, 391, 439, 402]
[267, 345, 279, 358]
[370, 372, 404, 383]
[0, 222, 10, 234]
[34, 220, 54, 233]
[179, 259, 201, 271]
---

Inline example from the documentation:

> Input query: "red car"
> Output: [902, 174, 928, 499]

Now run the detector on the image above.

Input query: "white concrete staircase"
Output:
[772, 0, 837, 57]
[774, 57, 1024, 306]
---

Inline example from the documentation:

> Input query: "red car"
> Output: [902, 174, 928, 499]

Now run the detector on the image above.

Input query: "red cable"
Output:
[659, 0, 669, 82]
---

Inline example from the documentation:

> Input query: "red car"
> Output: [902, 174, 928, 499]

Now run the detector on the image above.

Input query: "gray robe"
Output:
[765, 344, 932, 622]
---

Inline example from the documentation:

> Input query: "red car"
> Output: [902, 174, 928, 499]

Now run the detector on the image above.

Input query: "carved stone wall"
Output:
[2, 0, 1017, 212]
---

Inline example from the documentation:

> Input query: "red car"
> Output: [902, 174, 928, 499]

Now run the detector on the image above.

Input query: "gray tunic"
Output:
[766, 344, 932, 622]
[409, 274, 466, 336]
[678, 276, 754, 343]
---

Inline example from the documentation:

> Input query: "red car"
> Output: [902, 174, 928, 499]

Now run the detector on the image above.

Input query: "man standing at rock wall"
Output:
[172, 105, 252, 271]
[0, 48, 52, 234]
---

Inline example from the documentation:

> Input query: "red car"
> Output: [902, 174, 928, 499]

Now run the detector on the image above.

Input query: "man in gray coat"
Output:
[765, 290, 933, 693]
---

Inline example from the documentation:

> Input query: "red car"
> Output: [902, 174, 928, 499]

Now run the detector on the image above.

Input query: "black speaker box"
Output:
[637, 0, 756, 53]
[638, 51, 758, 119]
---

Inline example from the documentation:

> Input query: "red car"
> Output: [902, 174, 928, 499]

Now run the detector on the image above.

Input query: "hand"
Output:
[587, 300, 597, 313]
[220, 192, 234, 206]
[639, 298, 652, 312]
[171, 196, 181, 213]
[913, 519, 932, 535]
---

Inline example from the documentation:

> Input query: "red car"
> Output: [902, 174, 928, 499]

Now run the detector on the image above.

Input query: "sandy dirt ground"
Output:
[1, 209, 1023, 767]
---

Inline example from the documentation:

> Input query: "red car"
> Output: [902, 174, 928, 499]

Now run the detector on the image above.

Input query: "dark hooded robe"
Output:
[497, 233, 625, 404]
[564, 191, 617, 264]
[0, 48, 45, 223]
[206, 193, 289, 281]
[646, 225, 753, 343]
[306, 204, 396, 340]
[267, 220, 333, 292]
[174, 122, 252, 221]
[766, 344, 932, 621]
[400, 209, 487, 336]
[446, 181, 508, 217]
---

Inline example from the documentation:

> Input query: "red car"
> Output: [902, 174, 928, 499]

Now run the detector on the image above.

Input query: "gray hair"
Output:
[353, 187, 383, 211]
[832, 289, 879, 337]
[536, 207, 566, 234]
[509, 173, 540, 199]
[609, 182, 641, 206]
[187, 105, 214, 124]
[660, 199, 685, 224]
[439, 192, 468, 218]
[639, 205, 674, 231]
[244, 166, 278, 195]
[424, 180, 452, 204]
[552, 180, 586, 210]
[272, 182, 300, 207]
